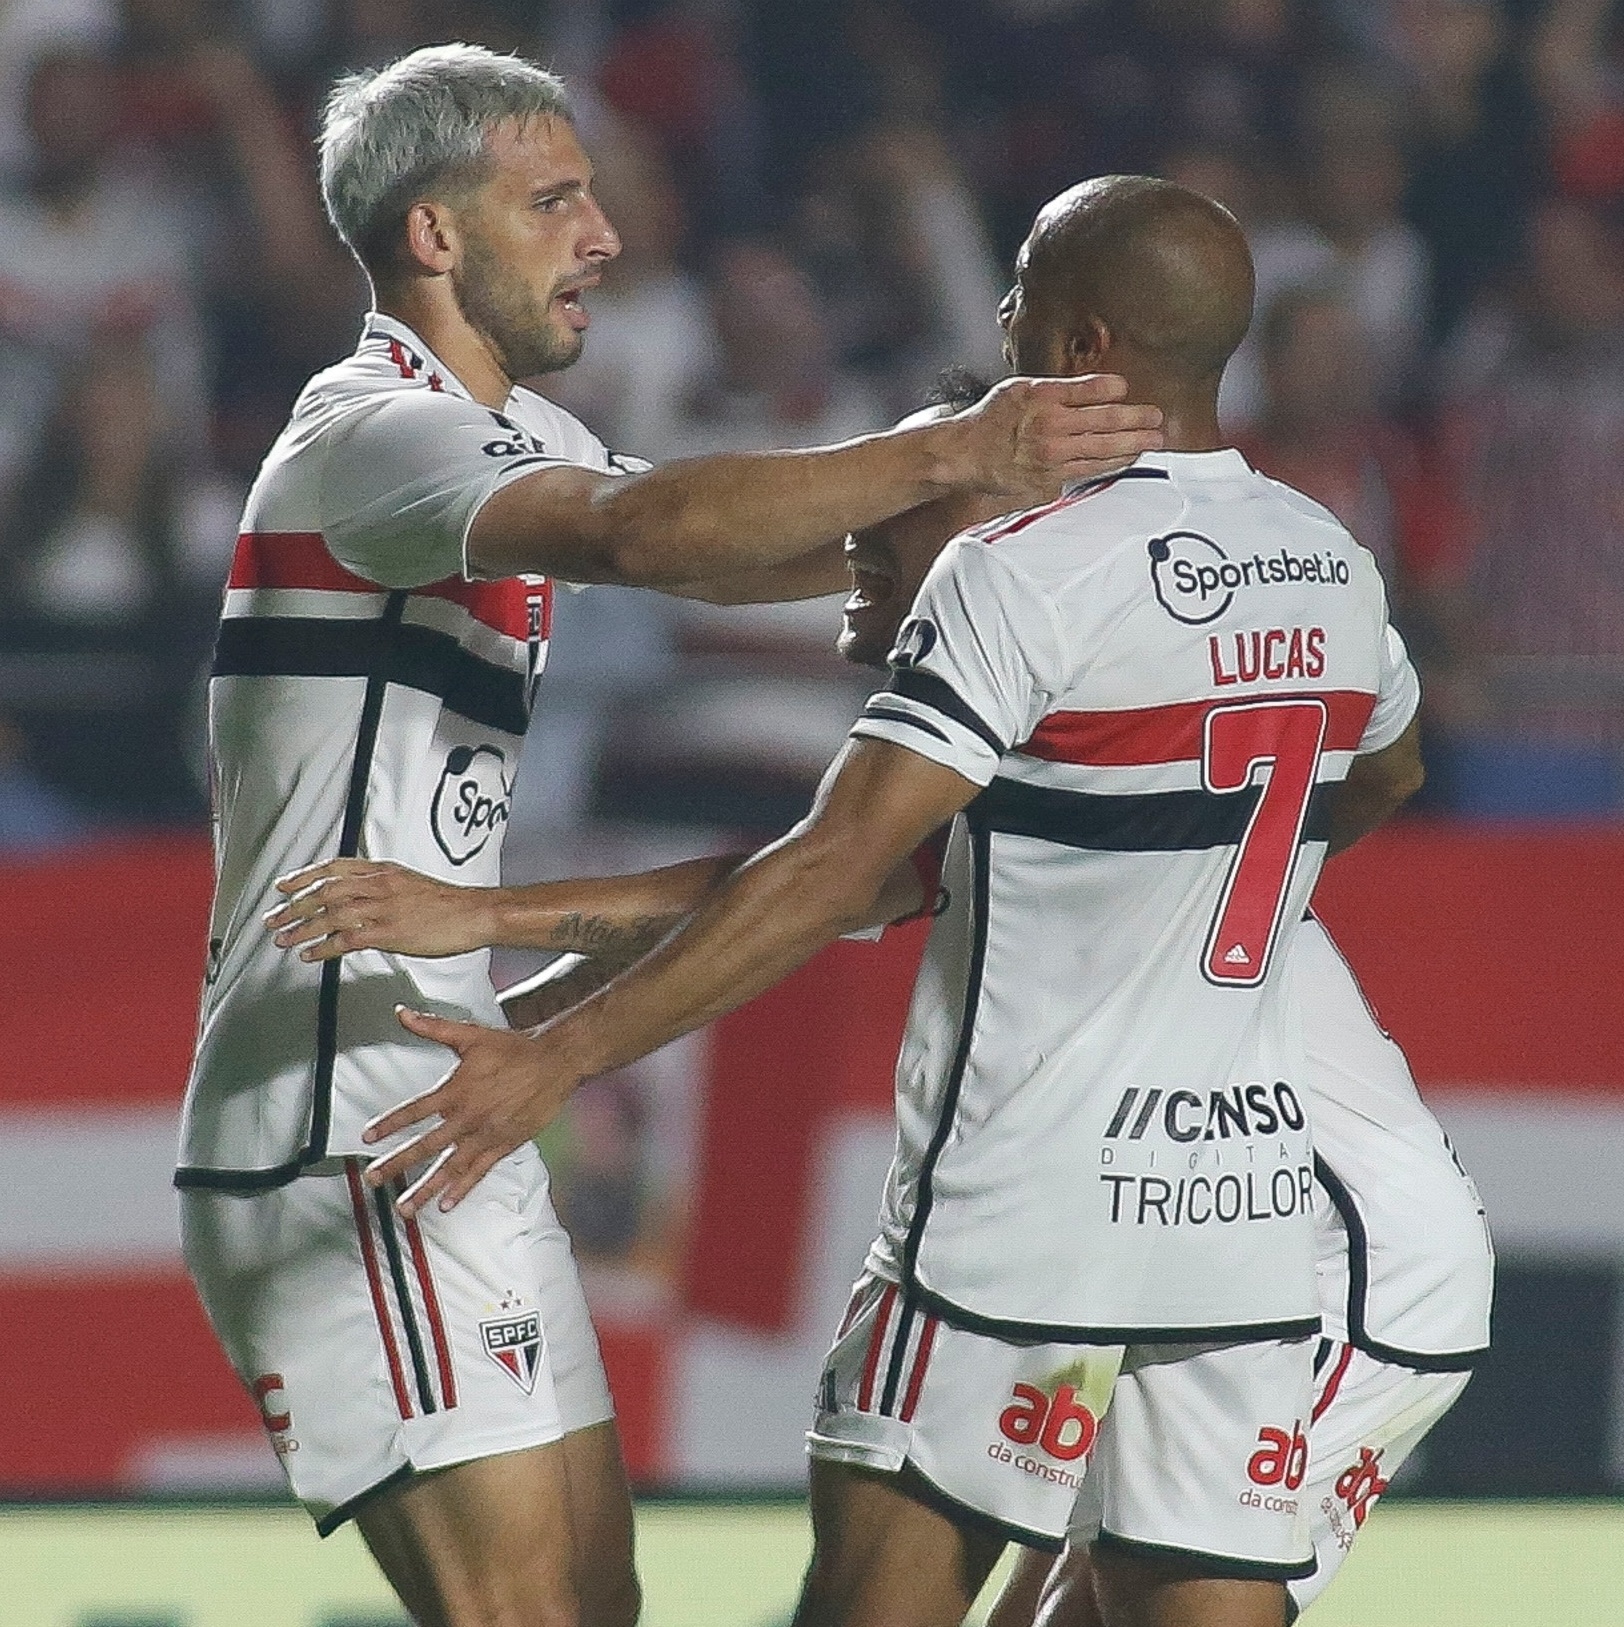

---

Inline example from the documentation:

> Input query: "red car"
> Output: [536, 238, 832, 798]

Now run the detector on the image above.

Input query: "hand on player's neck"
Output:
[1056, 349, 1224, 454]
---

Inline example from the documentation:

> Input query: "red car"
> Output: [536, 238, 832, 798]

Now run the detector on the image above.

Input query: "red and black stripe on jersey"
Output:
[1021, 692, 1374, 768]
[214, 531, 552, 739]
[869, 670, 1375, 855]
[975, 692, 1373, 852]
[179, 530, 550, 1191]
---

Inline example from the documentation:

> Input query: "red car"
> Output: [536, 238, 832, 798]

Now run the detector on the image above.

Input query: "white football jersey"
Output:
[178, 315, 641, 1187]
[1293, 915, 1493, 1365]
[852, 450, 1419, 1338]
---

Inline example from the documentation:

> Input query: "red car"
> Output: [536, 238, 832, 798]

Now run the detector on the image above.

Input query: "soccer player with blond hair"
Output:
[177, 43, 1161, 1627]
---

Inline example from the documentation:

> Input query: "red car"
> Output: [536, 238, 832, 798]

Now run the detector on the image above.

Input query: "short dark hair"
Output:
[925, 367, 994, 414]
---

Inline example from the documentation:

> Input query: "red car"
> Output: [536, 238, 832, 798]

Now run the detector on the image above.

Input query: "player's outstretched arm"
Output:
[467, 374, 1161, 586]
[362, 738, 970, 1215]
[664, 537, 853, 605]
[265, 837, 931, 962]
[1324, 717, 1425, 855]
[263, 854, 739, 961]
[270, 841, 925, 1023]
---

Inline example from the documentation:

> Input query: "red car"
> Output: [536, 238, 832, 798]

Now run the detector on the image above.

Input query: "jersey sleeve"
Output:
[317, 391, 602, 588]
[1358, 622, 1422, 753]
[850, 538, 1060, 786]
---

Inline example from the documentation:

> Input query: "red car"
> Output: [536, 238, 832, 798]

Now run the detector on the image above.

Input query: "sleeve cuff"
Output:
[459, 454, 597, 583]
[1356, 669, 1421, 755]
[850, 701, 1001, 785]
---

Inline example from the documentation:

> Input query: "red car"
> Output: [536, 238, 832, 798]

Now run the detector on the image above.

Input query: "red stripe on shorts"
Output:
[402, 1211, 459, 1410]
[898, 1315, 939, 1423]
[346, 1160, 414, 1420]
[835, 1284, 868, 1342]
[1312, 1341, 1355, 1424]
[857, 1283, 898, 1413]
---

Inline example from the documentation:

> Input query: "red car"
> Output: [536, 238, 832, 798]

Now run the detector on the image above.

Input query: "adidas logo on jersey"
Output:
[481, 410, 549, 459]
[1223, 943, 1250, 965]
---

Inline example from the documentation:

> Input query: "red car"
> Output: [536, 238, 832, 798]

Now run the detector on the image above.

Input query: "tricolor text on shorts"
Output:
[1101, 1166, 1315, 1225]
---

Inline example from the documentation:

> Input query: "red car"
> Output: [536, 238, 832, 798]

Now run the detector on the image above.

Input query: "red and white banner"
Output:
[2, 826, 1621, 1491]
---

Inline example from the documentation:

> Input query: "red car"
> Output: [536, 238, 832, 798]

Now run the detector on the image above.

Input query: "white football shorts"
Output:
[181, 1142, 614, 1534]
[1283, 1340, 1471, 1619]
[1058, 1336, 1471, 1615]
[808, 1274, 1317, 1580]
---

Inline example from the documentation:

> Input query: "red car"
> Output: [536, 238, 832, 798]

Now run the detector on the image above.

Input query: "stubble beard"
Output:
[453, 230, 583, 380]
[836, 619, 891, 672]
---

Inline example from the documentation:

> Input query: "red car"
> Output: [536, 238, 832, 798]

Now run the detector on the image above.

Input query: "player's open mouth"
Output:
[554, 280, 597, 330]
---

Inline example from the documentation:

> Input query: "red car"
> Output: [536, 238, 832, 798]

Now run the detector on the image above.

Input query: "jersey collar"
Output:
[1130, 447, 1254, 479]
[360, 312, 475, 402]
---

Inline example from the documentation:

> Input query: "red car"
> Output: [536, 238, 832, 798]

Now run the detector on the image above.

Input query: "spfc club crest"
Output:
[481, 1309, 543, 1393]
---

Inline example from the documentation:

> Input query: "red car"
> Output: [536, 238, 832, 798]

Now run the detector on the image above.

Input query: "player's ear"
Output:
[401, 199, 459, 276]
[1065, 314, 1111, 375]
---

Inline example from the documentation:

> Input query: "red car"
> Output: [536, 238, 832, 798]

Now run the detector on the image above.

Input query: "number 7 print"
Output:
[1201, 698, 1328, 987]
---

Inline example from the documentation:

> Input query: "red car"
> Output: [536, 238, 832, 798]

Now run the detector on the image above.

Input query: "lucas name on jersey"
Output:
[1208, 626, 1327, 687]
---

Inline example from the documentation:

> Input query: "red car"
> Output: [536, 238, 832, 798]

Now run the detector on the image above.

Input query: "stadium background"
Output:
[2, 0, 1623, 1619]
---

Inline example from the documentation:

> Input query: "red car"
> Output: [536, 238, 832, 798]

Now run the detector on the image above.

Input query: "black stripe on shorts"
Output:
[1094, 1529, 1318, 1584]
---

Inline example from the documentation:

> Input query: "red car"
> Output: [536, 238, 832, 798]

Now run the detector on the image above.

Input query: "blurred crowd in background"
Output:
[3, 0, 1624, 859]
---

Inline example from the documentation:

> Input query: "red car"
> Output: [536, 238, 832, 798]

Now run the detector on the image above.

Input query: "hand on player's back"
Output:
[362, 1007, 579, 1215]
[265, 858, 495, 961]
[955, 374, 1163, 499]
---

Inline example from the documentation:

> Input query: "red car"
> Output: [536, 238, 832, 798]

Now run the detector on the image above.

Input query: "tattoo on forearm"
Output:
[550, 911, 673, 958]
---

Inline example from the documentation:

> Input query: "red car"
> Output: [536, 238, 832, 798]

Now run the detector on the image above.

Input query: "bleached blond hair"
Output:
[319, 42, 571, 269]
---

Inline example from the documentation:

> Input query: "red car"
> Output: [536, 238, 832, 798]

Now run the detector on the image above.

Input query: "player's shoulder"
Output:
[284, 336, 461, 437]
[271, 323, 654, 503]
[1245, 467, 1390, 598]
[1248, 467, 1360, 542]
[286, 316, 495, 426]
[955, 463, 1183, 582]
[281, 344, 549, 478]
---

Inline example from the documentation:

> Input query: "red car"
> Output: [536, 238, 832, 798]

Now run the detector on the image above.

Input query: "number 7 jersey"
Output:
[850, 449, 1420, 1341]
